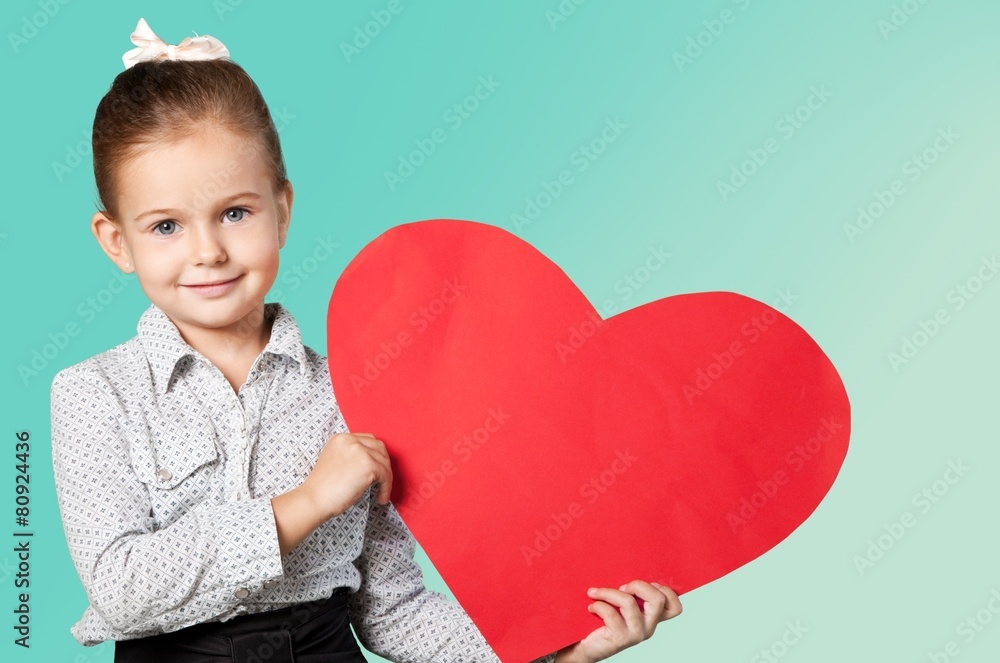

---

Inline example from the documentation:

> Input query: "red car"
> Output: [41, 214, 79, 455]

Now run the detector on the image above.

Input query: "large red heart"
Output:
[326, 219, 850, 662]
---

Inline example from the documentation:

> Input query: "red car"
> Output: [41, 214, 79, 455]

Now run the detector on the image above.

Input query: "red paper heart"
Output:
[327, 219, 850, 662]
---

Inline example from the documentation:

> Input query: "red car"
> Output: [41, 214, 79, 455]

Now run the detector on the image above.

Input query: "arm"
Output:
[270, 486, 327, 556]
[347, 492, 558, 663]
[50, 368, 284, 635]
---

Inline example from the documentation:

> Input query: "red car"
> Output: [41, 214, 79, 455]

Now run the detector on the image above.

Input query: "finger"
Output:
[375, 475, 393, 504]
[348, 434, 390, 465]
[355, 434, 387, 454]
[366, 455, 394, 504]
[588, 588, 644, 640]
[651, 583, 683, 620]
[587, 600, 627, 641]
[371, 468, 393, 504]
[351, 432, 378, 445]
[361, 442, 391, 469]
[588, 587, 644, 615]
[620, 581, 668, 633]
[352, 433, 388, 456]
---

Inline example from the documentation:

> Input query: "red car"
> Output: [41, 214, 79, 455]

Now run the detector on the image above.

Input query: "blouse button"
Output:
[263, 579, 277, 590]
[157, 468, 172, 482]
[234, 588, 250, 599]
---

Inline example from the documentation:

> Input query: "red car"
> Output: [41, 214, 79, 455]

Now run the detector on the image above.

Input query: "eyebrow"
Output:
[133, 192, 264, 222]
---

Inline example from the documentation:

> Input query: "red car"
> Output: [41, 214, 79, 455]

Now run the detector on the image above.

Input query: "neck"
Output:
[173, 303, 274, 374]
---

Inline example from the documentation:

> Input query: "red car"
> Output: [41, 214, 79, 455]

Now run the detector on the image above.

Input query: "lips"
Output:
[182, 274, 242, 295]
[187, 277, 239, 287]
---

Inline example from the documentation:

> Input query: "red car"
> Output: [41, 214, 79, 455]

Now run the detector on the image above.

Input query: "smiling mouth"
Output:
[182, 274, 244, 297]
[184, 276, 241, 287]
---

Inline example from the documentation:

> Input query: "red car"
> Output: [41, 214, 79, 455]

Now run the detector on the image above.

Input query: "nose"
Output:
[189, 223, 227, 266]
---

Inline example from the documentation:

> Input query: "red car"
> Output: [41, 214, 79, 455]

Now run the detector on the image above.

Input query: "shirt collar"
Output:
[138, 302, 310, 396]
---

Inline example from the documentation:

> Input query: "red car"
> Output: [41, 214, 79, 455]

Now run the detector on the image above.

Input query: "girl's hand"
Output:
[554, 581, 682, 663]
[300, 432, 393, 519]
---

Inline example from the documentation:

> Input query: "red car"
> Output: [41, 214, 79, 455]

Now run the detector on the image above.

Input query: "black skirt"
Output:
[114, 588, 367, 663]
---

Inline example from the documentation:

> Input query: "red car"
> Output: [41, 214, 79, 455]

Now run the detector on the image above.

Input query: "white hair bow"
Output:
[122, 17, 230, 69]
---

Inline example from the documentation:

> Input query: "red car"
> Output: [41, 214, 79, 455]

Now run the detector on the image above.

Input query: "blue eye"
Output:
[225, 208, 249, 222]
[153, 220, 177, 235]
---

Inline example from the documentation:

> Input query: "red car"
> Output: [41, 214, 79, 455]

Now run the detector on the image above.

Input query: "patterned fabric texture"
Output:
[50, 302, 556, 663]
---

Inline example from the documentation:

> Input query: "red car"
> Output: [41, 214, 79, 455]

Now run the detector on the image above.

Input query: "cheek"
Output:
[264, 253, 281, 277]
[251, 236, 282, 272]
[133, 249, 176, 283]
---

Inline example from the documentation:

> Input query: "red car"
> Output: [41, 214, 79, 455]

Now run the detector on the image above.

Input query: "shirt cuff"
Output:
[201, 496, 284, 594]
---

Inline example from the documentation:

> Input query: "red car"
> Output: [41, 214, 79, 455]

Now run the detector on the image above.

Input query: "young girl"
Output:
[50, 18, 682, 663]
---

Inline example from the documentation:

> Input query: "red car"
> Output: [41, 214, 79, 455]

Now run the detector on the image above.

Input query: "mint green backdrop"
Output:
[2, 1, 998, 661]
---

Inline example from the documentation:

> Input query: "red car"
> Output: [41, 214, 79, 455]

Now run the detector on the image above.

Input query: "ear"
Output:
[277, 180, 293, 249]
[91, 210, 133, 272]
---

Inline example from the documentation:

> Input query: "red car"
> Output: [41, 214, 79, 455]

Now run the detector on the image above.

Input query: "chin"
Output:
[170, 307, 252, 330]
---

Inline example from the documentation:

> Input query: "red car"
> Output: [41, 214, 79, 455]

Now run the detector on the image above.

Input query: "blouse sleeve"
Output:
[50, 366, 285, 637]
[347, 491, 557, 663]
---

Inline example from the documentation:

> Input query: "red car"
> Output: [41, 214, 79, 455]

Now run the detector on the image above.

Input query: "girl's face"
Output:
[93, 126, 292, 343]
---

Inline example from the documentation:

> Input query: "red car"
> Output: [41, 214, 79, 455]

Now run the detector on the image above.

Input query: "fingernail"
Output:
[587, 587, 597, 596]
[619, 584, 626, 591]
[652, 582, 662, 588]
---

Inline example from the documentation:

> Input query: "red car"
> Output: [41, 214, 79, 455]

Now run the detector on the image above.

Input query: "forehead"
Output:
[117, 128, 271, 215]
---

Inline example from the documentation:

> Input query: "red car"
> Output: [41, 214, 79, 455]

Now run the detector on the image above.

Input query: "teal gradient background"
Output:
[2, 0, 998, 661]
